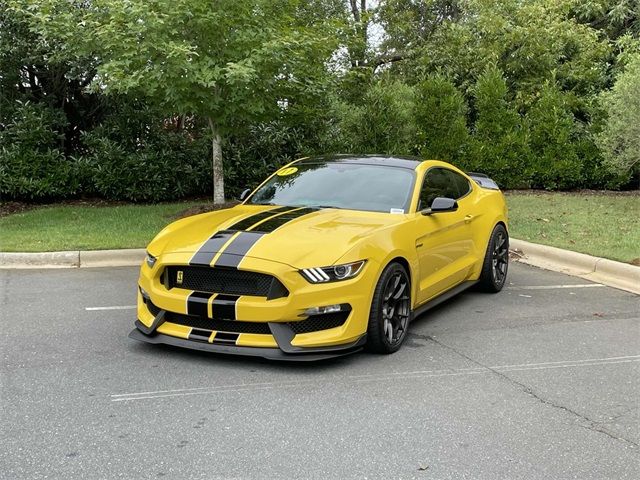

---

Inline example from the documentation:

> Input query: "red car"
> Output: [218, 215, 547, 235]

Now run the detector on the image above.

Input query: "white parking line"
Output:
[85, 305, 136, 311]
[110, 355, 640, 402]
[507, 284, 604, 290]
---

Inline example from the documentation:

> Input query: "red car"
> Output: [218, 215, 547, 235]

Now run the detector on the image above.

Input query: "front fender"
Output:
[333, 219, 420, 309]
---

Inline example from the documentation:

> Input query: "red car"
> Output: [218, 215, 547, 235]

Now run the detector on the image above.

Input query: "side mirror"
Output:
[239, 188, 251, 201]
[421, 197, 458, 216]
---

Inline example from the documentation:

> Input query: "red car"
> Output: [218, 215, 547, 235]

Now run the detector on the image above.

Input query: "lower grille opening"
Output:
[189, 328, 212, 342]
[144, 300, 351, 336]
[287, 311, 350, 334]
[166, 312, 271, 335]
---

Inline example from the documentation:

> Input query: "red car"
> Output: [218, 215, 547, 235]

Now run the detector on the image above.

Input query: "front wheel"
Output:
[366, 262, 411, 354]
[477, 224, 509, 292]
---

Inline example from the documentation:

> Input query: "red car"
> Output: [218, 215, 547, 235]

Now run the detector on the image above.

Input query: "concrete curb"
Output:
[1, 240, 638, 295]
[510, 239, 640, 295]
[0, 249, 145, 269]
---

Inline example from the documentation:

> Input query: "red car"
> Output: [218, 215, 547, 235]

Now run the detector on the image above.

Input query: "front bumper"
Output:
[131, 253, 377, 360]
[130, 321, 366, 361]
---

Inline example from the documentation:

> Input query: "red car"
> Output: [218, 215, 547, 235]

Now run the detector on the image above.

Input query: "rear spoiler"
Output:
[467, 172, 500, 190]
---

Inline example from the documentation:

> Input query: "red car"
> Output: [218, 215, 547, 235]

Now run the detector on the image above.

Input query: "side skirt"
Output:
[411, 280, 478, 321]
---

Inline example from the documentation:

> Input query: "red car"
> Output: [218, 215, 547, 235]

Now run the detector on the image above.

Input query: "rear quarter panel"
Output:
[466, 186, 508, 279]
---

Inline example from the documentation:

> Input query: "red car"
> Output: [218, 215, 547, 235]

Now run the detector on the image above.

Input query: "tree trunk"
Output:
[208, 117, 225, 205]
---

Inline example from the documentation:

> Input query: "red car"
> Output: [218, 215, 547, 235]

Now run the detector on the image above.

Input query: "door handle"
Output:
[464, 215, 474, 223]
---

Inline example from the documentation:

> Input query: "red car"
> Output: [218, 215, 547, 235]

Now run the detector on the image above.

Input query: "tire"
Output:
[477, 224, 509, 292]
[366, 262, 411, 354]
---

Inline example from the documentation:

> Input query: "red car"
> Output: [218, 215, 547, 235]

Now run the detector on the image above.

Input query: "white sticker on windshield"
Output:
[390, 208, 405, 214]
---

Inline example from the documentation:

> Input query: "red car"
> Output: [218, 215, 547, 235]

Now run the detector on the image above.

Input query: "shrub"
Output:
[83, 129, 210, 202]
[597, 53, 640, 187]
[225, 121, 308, 197]
[526, 84, 583, 189]
[0, 147, 83, 200]
[0, 101, 82, 200]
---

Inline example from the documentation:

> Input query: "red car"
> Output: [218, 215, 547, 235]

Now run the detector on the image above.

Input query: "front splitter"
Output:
[129, 326, 365, 362]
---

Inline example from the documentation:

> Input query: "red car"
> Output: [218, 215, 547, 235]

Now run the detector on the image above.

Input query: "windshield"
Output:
[247, 162, 415, 213]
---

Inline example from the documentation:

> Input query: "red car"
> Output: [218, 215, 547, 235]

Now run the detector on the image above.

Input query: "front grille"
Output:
[165, 312, 271, 334]
[165, 266, 287, 298]
[164, 311, 349, 335]
[145, 298, 350, 336]
[288, 312, 350, 334]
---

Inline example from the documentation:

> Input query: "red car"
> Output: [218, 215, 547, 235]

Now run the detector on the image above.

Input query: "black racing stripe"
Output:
[212, 208, 318, 268]
[212, 332, 240, 344]
[189, 230, 236, 266]
[213, 232, 265, 268]
[252, 207, 318, 233]
[189, 207, 294, 266]
[228, 206, 294, 231]
[189, 328, 212, 342]
[186, 291, 212, 317]
[211, 294, 239, 320]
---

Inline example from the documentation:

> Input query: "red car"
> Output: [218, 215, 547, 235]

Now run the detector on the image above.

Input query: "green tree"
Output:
[597, 53, 640, 185]
[414, 74, 468, 162]
[18, 0, 336, 204]
[1, 1, 105, 154]
[403, 0, 610, 99]
[569, 0, 639, 41]
[331, 80, 417, 156]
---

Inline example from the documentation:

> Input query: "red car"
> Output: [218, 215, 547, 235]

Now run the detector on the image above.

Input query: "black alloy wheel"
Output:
[366, 263, 411, 353]
[492, 229, 508, 285]
[478, 224, 509, 292]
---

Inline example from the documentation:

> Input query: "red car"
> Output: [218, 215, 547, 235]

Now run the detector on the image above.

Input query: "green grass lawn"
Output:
[0, 202, 201, 252]
[506, 192, 639, 263]
[1, 193, 639, 263]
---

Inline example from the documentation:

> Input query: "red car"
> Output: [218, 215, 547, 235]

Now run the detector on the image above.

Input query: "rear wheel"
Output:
[478, 224, 509, 292]
[366, 262, 411, 354]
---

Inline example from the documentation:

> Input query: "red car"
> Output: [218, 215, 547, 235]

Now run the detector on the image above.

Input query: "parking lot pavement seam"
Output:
[108, 360, 638, 403]
[424, 334, 640, 449]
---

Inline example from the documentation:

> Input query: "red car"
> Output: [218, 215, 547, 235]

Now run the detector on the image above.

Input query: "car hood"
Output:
[149, 204, 406, 268]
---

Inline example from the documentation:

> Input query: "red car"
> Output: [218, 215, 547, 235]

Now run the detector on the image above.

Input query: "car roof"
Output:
[294, 154, 422, 170]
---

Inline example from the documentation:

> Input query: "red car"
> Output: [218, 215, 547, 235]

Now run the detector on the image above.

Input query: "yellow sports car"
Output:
[130, 155, 509, 360]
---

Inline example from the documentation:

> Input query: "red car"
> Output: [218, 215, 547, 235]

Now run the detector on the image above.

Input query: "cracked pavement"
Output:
[1, 263, 638, 479]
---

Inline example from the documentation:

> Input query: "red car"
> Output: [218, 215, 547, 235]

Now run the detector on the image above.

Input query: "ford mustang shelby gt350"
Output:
[130, 155, 509, 360]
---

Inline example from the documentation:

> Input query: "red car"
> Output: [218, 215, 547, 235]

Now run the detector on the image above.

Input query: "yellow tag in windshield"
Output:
[277, 167, 298, 176]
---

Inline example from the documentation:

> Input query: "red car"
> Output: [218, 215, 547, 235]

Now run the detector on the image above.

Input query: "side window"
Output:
[418, 168, 471, 209]
[451, 170, 471, 198]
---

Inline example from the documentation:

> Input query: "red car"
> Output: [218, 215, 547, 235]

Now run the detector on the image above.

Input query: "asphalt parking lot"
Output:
[1, 262, 638, 479]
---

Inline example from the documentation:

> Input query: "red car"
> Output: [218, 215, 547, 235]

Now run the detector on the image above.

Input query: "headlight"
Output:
[145, 252, 157, 269]
[300, 260, 366, 283]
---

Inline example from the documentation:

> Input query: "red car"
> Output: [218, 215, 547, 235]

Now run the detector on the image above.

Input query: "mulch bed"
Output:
[505, 189, 639, 196]
[170, 201, 240, 220]
[0, 198, 131, 218]
[0, 197, 227, 219]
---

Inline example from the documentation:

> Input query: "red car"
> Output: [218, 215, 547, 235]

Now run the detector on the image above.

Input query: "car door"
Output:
[414, 167, 476, 304]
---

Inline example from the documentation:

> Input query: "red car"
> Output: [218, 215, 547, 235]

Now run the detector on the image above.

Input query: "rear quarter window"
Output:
[419, 167, 472, 209]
